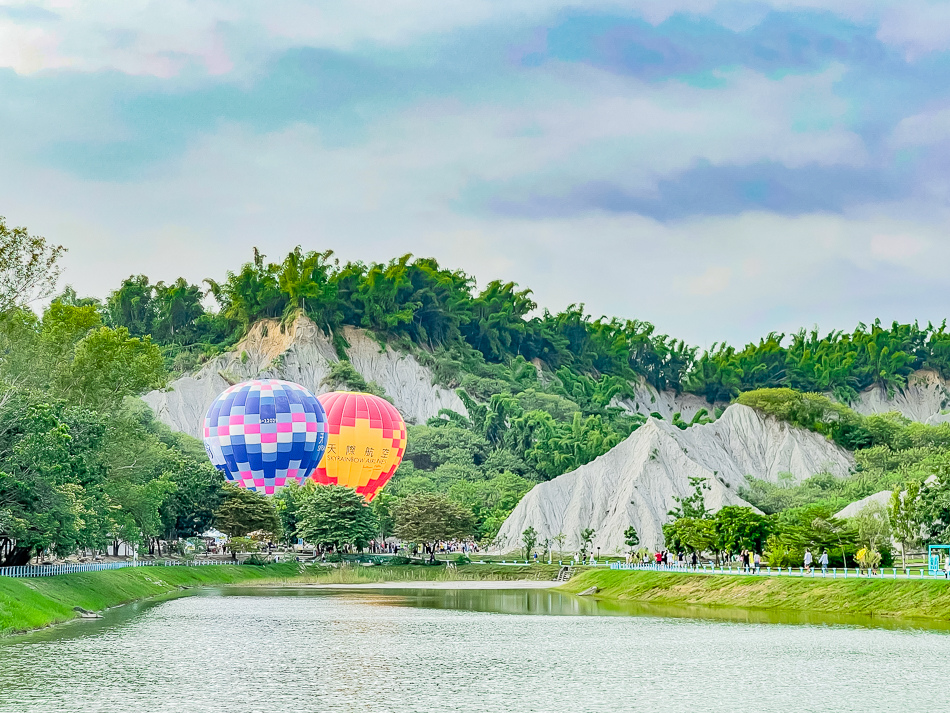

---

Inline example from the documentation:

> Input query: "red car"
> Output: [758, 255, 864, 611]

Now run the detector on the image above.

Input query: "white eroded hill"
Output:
[850, 370, 950, 425]
[143, 316, 464, 438]
[493, 404, 854, 555]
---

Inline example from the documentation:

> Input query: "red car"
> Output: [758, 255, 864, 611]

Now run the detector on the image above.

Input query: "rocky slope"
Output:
[615, 369, 950, 426]
[612, 382, 719, 422]
[143, 316, 464, 438]
[834, 490, 892, 520]
[850, 370, 950, 425]
[493, 404, 854, 555]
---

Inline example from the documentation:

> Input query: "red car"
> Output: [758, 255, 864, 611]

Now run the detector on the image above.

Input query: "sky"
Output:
[2, 1, 950, 348]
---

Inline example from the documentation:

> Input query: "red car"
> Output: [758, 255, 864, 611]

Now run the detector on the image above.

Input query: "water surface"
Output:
[0, 586, 940, 712]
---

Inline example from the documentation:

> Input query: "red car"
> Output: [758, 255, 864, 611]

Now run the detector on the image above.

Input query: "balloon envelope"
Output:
[310, 391, 407, 501]
[203, 379, 328, 494]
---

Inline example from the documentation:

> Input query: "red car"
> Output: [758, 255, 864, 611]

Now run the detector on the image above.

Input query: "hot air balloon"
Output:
[203, 379, 328, 494]
[310, 391, 407, 501]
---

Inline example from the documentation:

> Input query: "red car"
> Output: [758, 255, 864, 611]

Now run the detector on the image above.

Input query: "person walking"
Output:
[804, 549, 813, 573]
[753, 552, 761, 574]
[819, 549, 829, 574]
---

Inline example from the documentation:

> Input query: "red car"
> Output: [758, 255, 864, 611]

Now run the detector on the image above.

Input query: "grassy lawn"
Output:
[562, 569, 950, 621]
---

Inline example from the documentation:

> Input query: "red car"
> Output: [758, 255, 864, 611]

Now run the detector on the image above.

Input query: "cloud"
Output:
[870, 233, 928, 262]
[2, 1, 950, 352]
[877, 2, 950, 60]
[3, 115, 949, 348]
[2, 1, 948, 78]
[679, 266, 731, 296]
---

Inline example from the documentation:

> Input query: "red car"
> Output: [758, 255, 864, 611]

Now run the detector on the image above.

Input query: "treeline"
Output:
[92, 247, 950, 405]
[662, 478, 896, 570]
[0, 219, 232, 566]
[0, 298, 231, 566]
[58, 244, 950, 546]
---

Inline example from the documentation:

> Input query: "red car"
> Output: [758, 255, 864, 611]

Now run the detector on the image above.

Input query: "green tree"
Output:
[58, 327, 167, 408]
[393, 493, 474, 562]
[0, 216, 66, 312]
[669, 476, 712, 520]
[890, 481, 921, 569]
[663, 517, 716, 555]
[623, 525, 639, 551]
[295, 483, 377, 553]
[579, 527, 596, 561]
[105, 275, 155, 337]
[851, 501, 892, 553]
[713, 506, 771, 557]
[213, 486, 279, 538]
[153, 278, 205, 341]
[273, 481, 305, 545]
[522, 525, 538, 560]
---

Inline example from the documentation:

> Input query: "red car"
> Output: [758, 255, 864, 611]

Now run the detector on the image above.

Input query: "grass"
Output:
[0, 563, 301, 636]
[293, 563, 560, 584]
[562, 569, 950, 621]
[0, 561, 559, 636]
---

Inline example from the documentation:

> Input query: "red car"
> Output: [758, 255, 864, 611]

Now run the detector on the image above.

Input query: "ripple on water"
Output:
[0, 589, 942, 713]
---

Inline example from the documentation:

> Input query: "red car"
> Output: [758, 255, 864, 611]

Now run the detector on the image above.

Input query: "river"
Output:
[0, 585, 943, 712]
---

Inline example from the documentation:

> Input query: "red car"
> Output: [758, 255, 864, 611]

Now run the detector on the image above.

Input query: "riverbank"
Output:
[562, 569, 950, 621]
[0, 562, 559, 636]
[0, 563, 303, 636]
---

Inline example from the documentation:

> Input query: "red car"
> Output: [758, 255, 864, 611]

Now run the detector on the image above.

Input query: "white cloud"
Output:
[891, 107, 950, 148]
[2, 0, 948, 78]
[1, 111, 945, 348]
[870, 233, 928, 262]
[877, 1, 950, 60]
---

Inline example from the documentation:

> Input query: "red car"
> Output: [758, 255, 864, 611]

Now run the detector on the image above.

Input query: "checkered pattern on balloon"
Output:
[203, 379, 328, 494]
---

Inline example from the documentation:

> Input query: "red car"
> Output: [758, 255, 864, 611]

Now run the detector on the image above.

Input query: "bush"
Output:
[243, 554, 269, 566]
[455, 554, 471, 565]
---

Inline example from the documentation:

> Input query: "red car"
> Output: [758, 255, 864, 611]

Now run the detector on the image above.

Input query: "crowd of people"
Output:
[617, 548, 834, 574]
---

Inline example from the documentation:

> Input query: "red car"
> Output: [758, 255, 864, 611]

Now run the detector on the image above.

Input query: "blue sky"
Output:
[2, 0, 950, 347]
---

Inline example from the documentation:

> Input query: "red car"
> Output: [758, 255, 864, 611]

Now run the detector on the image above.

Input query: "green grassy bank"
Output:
[562, 569, 950, 621]
[0, 563, 304, 636]
[0, 562, 557, 636]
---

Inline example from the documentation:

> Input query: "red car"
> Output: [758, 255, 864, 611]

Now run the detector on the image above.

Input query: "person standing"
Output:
[753, 552, 761, 574]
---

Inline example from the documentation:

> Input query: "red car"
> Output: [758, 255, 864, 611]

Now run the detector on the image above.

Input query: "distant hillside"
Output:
[145, 313, 950, 544]
[493, 405, 854, 554]
[144, 315, 464, 437]
[101, 248, 950, 409]
[93, 247, 950, 543]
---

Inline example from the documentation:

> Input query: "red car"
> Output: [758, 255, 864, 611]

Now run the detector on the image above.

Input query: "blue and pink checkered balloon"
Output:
[202, 379, 329, 494]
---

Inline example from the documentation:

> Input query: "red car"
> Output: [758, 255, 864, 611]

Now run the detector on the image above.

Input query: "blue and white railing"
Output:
[0, 559, 232, 578]
[609, 561, 950, 580]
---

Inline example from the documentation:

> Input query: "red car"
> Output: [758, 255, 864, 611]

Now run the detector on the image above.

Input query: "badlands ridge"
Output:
[143, 317, 950, 552]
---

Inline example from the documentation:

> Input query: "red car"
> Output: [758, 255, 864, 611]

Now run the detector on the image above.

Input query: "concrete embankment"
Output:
[561, 569, 950, 621]
[0, 563, 301, 636]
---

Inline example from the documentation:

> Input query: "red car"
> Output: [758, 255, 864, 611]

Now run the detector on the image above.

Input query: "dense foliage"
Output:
[659, 397, 950, 568]
[11, 220, 950, 563]
[91, 248, 950, 409]
[663, 480, 891, 569]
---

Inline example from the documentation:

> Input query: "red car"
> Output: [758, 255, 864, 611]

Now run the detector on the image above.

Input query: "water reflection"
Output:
[1, 587, 948, 713]
[212, 586, 950, 632]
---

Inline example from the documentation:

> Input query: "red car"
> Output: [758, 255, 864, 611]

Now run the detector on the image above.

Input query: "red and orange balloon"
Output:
[309, 391, 407, 501]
